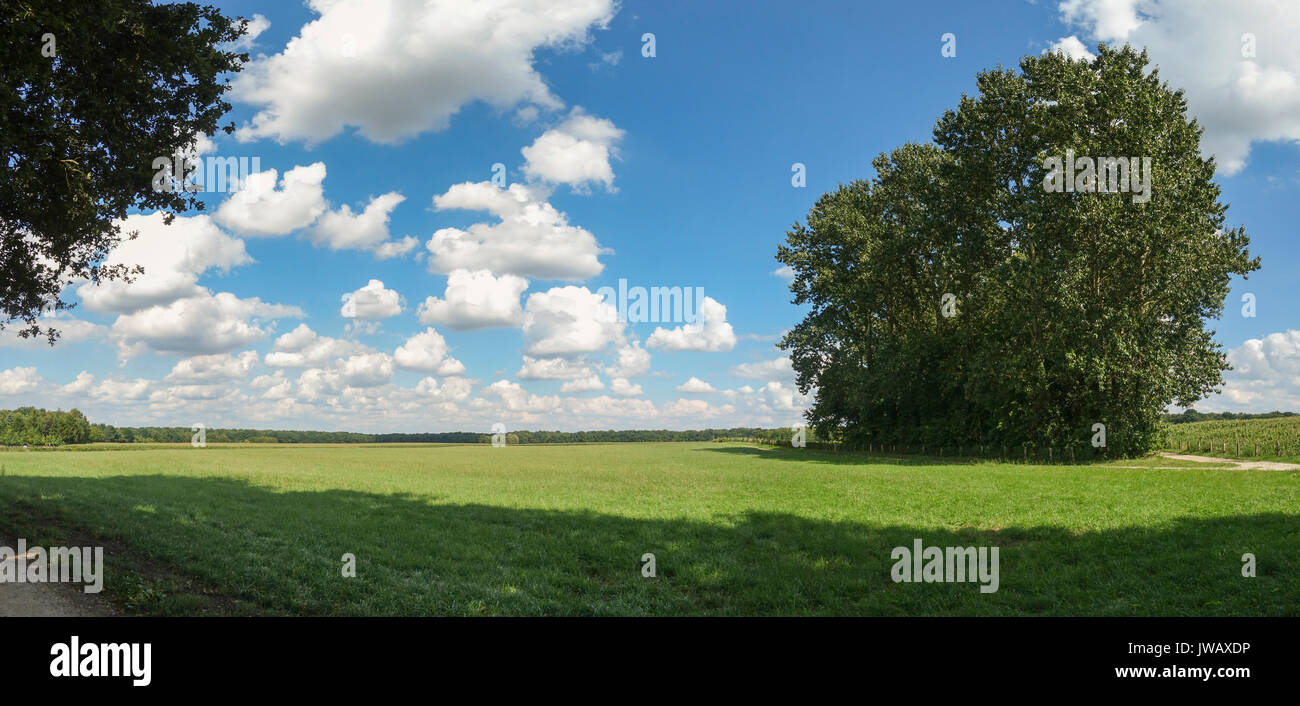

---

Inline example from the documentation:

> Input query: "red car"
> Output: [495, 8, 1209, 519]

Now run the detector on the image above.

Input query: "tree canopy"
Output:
[776, 46, 1259, 457]
[0, 0, 248, 343]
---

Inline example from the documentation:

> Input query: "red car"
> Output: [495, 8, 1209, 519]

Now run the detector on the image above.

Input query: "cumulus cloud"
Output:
[646, 296, 736, 352]
[337, 352, 395, 387]
[676, 377, 716, 393]
[521, 107, 624, 191]
[232, 0, 617, 144]
[393, 327, 466, 375]
[61, 371, 96, 395]
[310, 192, 413, 257]
[340, 279, 403, 319]
[522, 285, 623, 357]
[1054, 0, 1300, 174]
[608, 377, 643, 397]
[92, 378, 151, 402]
[111, 292, 304, 359]
[517, 355, 594, 380]
[560, 375, 604, 393]
[213, 163, 327, 235]
[0, 367, 41, 395]
[265, 324, 369, 368]
[730, 356, 795, 382]
[417, 269, 527, 330]
[427, 182, 606, 279]
[1047, 35, 1098, 62]
[78, 213, 251, 314]
[0, 313, 105, 347]
[166, 351, 260, 383]
[1194, 330, 1300, 411]
[605, 342, 651, 378]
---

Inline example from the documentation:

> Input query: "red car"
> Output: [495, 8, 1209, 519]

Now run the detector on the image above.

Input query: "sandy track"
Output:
[1158, 452, 1300, 471]
[0, 544, 116, 617]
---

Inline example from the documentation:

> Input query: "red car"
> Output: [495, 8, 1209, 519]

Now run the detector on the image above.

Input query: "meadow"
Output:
[0, 441, 1296, 616]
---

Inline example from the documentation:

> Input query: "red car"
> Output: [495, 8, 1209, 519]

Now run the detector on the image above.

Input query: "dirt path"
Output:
[1157, 452, 1300, 471]
[0, 543, 116, 617]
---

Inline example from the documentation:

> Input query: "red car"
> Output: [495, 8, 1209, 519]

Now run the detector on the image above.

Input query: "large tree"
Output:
[0, 0, 248, 343]
[776, 46, 1259, 457]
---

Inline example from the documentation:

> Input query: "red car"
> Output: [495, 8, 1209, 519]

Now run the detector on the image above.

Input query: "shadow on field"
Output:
[700, 444, 1117, 467]
[0, 474, 1295, 616]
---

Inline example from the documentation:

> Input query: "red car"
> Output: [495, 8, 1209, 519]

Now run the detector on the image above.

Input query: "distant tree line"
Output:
[1162, 410, 1297, 425]
[3, 415, 798, 446]
[475, 428, 796, 444]
[0, 408, 92, 446]
[89, 425, 379, 444]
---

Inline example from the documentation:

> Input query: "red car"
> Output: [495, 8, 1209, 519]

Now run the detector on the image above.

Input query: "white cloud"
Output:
[166, 350, 260, 383]
[608, 377, 643, 397]
[417, 269, 527, 330]
[228, 13, 271, 51]
[660, 398, 735, 419]
[1047, 35, 1098, 62]
[0, 367, 41, 395]
[111, 292, 304, 358]
[677, 377, 716, 393]
[560, 375, 604, 393]
[393, 327, 466, 375]
[78, 212, 251, 314]
[605, 342, 651, 378]
[427, 182, 606, 279]
[414, 375, 473, 403]
[1056, 0, 1300, 174]
[1195, 330, 1300, 411]
[522, 285, 623, 357]
[771, 265, 795, 281]
[310, 192, 411, 257]
[517, 355, 594, 380]
[61, 371, 95, 395]
[232, 0, 617, 144]
[521, 107, 624, 191]
[730, 356, 795, 382]
[340, 279, 403, 319]
[337, 352, 395, 387]
[213, 163, 327, 235]
[646, 296, 737, 352]
[92, 378, 151, 402]
[265, 324, 369, 368]
[0, 314, 105, 347]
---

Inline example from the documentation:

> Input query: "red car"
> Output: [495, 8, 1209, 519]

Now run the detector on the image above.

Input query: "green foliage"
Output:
[0, 0, 248, 342]
[0, 407, 91, 446]
[777, 46, 1259, 457]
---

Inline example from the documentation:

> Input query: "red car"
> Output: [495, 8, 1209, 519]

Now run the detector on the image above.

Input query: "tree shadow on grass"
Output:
[0, 474, 1295, 616]
[700, 444, 1123, 468]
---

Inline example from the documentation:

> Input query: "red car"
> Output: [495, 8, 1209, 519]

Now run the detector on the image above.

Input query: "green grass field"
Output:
[0, 442, 1296, 616]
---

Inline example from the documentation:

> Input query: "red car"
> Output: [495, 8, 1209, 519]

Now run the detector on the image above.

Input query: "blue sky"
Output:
[4, 0, 1300, 431]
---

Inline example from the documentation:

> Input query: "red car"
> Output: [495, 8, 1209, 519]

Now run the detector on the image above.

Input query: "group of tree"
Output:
[475, 428, 793, 445]
[2, 0, 249, 343]
[0, 407, 91, 446]
[1163, 410, 1297, 425]
[79, 426, 794, 445]
[776, 46, 1259, 457]
[89, 425, 377, 444]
